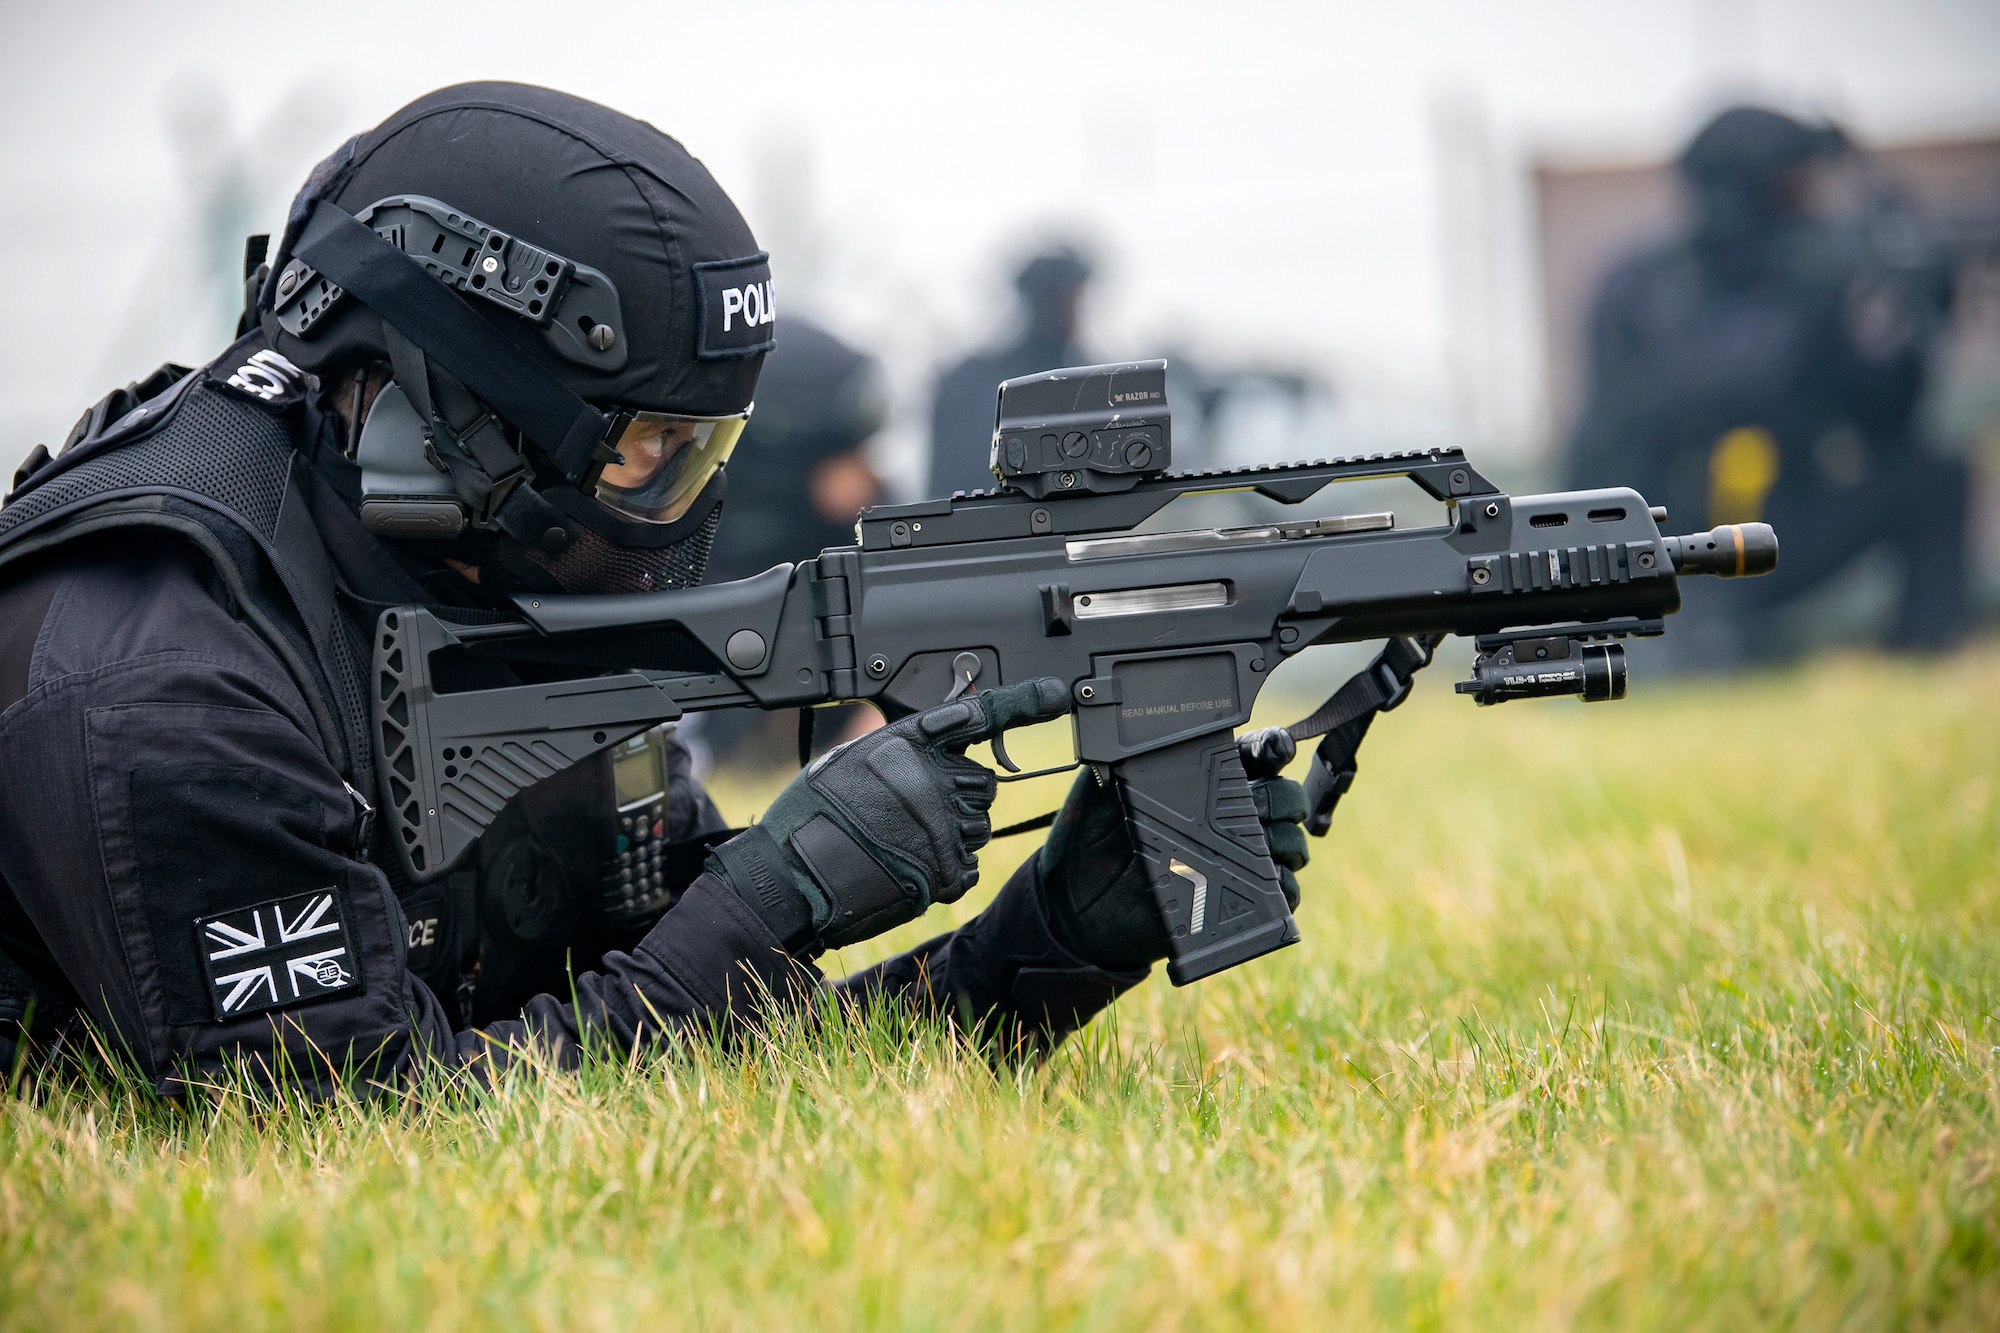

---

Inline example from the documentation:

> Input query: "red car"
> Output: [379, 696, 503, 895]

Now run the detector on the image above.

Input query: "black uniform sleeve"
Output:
[474, 871, 817, 1070]
[829, 854, 1149, 1057]
[664, 725, 730, 841]
[1567, 252, 1666, 493]
[1824, 269, 1929, 449]
[0, 542, 811, 1096]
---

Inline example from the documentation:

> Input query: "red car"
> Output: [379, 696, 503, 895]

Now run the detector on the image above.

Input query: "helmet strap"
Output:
[380, 324, 573, 552]
[293, 201, 620, 484]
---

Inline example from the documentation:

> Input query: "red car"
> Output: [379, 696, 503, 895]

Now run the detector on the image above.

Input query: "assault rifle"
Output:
[372, 361, 1776, 984]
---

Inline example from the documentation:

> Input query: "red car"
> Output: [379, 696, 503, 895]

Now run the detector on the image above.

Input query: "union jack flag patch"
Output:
[194, 890, 359, 1021]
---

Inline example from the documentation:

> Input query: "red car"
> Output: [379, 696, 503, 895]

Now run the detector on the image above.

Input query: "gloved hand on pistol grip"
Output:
[709, 677, 1072, 955]
[1238, 726, 1311, 911]
[1040, 727, 1314, 973]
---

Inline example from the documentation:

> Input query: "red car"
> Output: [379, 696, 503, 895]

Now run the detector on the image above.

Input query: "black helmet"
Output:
[1678, 105, 1847, 237]
[260, 82, 777, 592]
[1012, 246, 1092, 302]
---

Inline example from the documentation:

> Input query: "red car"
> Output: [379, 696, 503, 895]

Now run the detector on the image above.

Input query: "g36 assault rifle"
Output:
[371, 360, 1776, 985]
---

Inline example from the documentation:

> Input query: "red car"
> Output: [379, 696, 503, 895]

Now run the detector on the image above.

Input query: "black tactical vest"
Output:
[0, 332, 483, 1003]
[3, 340, 369, 774]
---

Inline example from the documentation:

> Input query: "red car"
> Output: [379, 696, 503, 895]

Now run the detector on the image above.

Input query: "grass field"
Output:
[3, 646, 1999, 1330]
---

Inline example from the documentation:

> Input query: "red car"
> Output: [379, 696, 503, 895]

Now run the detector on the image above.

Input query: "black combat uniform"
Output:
[0, 87, 1143, 1096]
[0, 342, 1138, 1092]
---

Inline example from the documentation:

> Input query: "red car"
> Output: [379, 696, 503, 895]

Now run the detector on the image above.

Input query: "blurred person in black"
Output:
[928, 247, 1091, 497]
[1567, 105, 1970, 662]
[700, 316, 886, 765]
[703, 317, 886, 582]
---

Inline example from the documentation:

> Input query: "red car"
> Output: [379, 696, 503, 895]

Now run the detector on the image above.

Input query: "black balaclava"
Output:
[262, 83, 773, 594]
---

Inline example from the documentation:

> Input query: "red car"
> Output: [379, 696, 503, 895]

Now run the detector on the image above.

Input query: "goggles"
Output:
[592, 407, 751, 525]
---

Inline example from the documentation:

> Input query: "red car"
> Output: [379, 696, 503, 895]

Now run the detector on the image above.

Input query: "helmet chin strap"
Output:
[483, 536, 569, 593]
[379, 324, 574, 553]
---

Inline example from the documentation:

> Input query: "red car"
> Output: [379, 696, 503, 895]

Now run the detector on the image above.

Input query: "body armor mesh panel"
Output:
[0, 388, 292, 544]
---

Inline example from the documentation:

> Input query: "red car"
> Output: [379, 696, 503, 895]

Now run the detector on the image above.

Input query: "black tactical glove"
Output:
[1039, 727, 1311, 973]
[711, 678, 1071, 956]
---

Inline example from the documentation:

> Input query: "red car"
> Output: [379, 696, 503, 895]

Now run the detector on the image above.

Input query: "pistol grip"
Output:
[1113, 731, 1300, 986]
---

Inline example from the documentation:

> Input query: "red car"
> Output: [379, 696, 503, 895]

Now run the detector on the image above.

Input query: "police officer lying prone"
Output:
[0, 84, 1312, 1096]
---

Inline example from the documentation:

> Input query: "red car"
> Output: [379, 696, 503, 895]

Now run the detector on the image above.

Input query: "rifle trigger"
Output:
[988, 729, 1022, 774]
[941, 651, 982, 704]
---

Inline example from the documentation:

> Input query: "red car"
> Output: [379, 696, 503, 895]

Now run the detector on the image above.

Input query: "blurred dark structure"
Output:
[928, 247, 1092, 498]
[700, 316, 886, 767]
[1557, 107, 1999, 663]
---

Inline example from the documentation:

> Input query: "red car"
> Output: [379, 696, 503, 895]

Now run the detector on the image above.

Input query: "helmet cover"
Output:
[260, 83, 775, 591]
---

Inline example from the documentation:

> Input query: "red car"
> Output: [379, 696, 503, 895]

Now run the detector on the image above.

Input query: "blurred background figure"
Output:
[1566, 105, 1979, 663]
[695, 316, 890, 768]
[927, 246, 1092, 497]
[705, 317, 887, 582]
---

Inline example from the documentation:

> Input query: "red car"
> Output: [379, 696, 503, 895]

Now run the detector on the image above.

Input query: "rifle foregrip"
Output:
[1114, 732, 1301, 985]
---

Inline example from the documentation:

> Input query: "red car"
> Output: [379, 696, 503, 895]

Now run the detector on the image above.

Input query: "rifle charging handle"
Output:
[1238, 727, 1297, 780]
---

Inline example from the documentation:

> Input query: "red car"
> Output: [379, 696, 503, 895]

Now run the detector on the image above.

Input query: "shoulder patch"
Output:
[692, 253, 777, 360]
[195, 889, 360, 1021]
[211, 348, 309, 409]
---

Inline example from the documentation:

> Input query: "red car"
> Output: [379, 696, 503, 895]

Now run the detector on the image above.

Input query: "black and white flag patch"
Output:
[692, 252, 777, 359]
[194, 889, 360, 1022]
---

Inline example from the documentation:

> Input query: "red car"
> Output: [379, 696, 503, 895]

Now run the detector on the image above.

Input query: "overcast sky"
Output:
[3, 0, 1997, 487]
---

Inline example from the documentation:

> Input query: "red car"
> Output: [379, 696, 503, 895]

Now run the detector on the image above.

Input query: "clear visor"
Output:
[592, 408, 750, 524]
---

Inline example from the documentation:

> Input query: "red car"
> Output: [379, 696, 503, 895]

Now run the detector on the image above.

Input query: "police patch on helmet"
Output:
[692, 253, 777, 359]
[194, 889, 360, 1022]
